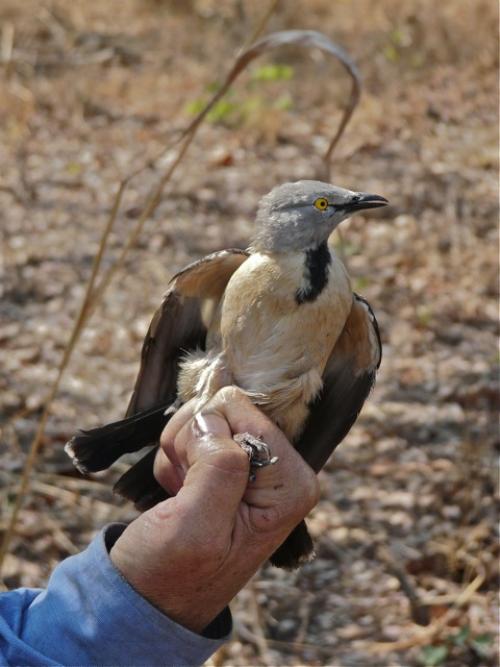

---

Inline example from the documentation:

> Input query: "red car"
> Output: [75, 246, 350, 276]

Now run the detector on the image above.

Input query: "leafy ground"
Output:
[1, 1, 498, 665]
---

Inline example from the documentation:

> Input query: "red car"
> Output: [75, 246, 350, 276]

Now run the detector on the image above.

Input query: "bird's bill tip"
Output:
[348, 192, 389, 212]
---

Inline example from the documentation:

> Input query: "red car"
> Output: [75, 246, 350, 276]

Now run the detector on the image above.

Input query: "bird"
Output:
[65, 180, 386, 569]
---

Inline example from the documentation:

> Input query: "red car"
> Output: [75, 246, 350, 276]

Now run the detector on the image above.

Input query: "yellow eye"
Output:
[314, 197, 329, 211]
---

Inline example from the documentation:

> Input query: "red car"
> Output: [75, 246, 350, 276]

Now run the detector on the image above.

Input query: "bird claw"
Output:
[233, 432, 279, 481]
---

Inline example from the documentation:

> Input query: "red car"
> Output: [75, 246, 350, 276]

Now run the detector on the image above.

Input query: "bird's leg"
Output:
[233, 433, 279, 482]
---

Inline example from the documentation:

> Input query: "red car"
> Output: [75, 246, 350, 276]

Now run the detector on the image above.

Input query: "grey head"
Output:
[251, 180, 388, 253]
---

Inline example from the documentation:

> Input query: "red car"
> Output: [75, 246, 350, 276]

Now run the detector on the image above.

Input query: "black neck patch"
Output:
[296, 241, 331, 305]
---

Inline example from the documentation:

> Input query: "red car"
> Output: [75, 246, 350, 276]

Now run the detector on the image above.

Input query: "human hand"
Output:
[110, 387, 319, 633]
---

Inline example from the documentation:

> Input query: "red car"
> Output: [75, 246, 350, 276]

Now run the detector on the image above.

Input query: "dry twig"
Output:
[367, 564, 486, 653]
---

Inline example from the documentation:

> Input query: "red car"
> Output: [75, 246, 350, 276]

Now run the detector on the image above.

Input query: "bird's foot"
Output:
[233, 432, 279, 481]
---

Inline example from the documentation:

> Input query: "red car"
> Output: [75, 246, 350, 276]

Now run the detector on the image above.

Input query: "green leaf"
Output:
[206, 99, 237, 123]
[66, 161, 83, 176]
[273, 94, 293, 111]
[334, 241, 360, 257]
[419, 645, 449, 666]
[206, 81, 220, 93]
[185, 98, 238, 124]
[384, 44, 399, 63]
[471, 633, 493, 657]
[251, 64, 294, 82]
[240, 95, 263, 115]
[184, 99, 206, 116]
[416, 305, 432, 327]
[390, 28, 405, 46]
[353, 276, 371, 291]
[451, 625, 470, 646]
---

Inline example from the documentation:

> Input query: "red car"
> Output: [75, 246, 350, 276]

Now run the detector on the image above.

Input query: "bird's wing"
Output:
[126, 249, 249, 416]
[295, 293, 382, 472]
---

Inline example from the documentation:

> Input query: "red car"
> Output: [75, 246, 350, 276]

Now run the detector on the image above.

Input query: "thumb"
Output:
[174, 412, 250, 525]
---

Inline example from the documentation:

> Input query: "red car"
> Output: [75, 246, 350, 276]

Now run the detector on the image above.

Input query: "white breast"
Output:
[219, 246, 352, 398]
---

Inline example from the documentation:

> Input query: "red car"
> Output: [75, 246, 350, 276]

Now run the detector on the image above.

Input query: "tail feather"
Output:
[269, 520, 314, 569]
[114, 447, 168, 511]
[65, 403, 170, 473]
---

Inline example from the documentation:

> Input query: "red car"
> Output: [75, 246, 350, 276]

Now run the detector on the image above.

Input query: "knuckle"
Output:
[216, 385, 249, 407]
[302, 469, 321, 512]
[152, 450, 167, 484]
[206, 445, 249, 475]
[159, 425, 172, 449]
[252, 505, 282, 533]
[284, 467, 320, 523]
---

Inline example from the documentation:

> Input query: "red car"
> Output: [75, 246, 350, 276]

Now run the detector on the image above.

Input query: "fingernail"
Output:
[193, 412, 229, 438]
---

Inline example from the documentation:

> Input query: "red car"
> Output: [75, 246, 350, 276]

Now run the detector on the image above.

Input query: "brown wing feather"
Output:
[126, 249, 249, 416]
[295, 294, 382, 472]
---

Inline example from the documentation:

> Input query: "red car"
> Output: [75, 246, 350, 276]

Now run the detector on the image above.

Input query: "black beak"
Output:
[345, 193, 388, 212]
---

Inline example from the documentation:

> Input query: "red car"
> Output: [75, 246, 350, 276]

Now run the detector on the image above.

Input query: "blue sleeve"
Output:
[0, 524, 232, 667]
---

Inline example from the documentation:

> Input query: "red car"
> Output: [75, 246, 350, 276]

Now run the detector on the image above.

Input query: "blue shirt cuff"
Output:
[1, 523, 231, 667]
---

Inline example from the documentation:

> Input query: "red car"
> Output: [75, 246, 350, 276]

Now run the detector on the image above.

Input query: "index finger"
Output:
[192, 388, 319, 514]
[200, 387, 308, 469]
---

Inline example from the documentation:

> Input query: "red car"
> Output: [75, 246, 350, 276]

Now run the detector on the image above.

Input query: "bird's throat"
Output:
[295, 241, 332, 305]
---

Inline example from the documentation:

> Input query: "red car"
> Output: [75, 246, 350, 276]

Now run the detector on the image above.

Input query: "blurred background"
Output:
[0, 1, 498, 665]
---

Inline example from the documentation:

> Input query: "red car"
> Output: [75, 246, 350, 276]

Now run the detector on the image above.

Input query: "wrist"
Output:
[109, 513, 237, 634]
[110, 544, 228, 633]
